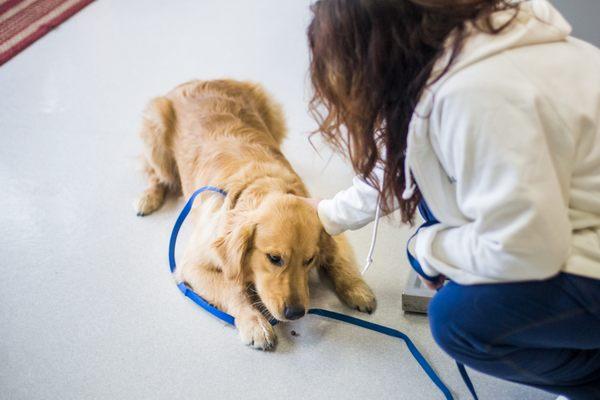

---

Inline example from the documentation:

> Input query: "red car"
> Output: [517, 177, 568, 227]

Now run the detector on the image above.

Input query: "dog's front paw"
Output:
[338, 280, 377, 314]
[236, 313, 277, 351]
[133, 190, 163, 216]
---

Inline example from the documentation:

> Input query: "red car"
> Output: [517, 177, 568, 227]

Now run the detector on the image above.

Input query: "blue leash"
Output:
[406, 200, 479, 400]
[169, 186, 471, 400]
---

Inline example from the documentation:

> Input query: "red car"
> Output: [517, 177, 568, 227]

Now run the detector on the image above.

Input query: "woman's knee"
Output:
[428, 283, 487, 361]
[428, 286, 462, 356]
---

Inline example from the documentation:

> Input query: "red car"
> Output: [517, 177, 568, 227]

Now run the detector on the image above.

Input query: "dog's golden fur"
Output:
[136, 79, 376, 350]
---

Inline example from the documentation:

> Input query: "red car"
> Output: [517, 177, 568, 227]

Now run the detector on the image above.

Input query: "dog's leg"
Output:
[320, 234, 377, 314]
[176, 235, 277, 350]
[179, 265, 277, 350]
[135, 163, 168, 216]
[135, 97, 179, 216]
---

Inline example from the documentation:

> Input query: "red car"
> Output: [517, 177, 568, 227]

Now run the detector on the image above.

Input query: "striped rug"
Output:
[0, 0, 93, 66]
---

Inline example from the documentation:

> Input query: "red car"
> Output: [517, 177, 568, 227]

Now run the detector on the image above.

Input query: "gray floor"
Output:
[0, 1, 556, 399]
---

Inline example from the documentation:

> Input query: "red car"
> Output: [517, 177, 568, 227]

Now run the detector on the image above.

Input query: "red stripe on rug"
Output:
[0, 0, 67, 42]
[0, 0, 25, 16]
[0, 0, 92, 66]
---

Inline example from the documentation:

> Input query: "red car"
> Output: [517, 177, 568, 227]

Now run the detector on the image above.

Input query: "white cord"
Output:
[361, 197, 382, 275]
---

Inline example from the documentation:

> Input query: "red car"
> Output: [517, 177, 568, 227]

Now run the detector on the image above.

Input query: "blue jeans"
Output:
[428, 273, 600, 399]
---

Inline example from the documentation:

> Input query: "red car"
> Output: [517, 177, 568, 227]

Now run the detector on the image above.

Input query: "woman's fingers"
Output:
[420, 275, 446, 290]
[422, 278, 439, 291]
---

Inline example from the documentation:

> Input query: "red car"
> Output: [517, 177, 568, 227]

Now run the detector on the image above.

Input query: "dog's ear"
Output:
[213, 212, 256, 282]
[317, 229, 337, 267]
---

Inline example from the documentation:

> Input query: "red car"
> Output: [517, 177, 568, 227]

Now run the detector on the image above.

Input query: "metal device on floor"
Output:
[402, 270, 436, 314]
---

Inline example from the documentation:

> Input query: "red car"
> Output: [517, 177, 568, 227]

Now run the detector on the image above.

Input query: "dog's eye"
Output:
[266, 254, 284, 266]
[303, 257, 315, 266]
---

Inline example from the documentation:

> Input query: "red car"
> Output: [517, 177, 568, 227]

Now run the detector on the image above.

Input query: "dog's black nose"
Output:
[284, 305, 305, 320]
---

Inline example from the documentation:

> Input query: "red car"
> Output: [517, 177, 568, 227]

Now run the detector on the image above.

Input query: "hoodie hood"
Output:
[419, 0, 572, 115]
[401, 0, 573, 200]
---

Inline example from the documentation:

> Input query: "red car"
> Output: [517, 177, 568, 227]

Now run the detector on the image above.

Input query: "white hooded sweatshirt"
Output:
[317, 0, 600, 285]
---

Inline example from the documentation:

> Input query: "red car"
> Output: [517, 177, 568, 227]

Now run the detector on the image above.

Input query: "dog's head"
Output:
[213, 192, 333, 321]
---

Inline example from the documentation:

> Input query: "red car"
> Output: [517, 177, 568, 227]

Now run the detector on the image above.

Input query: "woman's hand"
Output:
[420, 274, 447, 291]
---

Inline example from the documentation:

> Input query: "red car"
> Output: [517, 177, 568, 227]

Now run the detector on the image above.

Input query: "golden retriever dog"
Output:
[135, 79, 376, 350]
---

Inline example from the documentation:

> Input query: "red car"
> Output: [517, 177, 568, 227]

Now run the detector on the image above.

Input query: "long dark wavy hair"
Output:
[308, 0, 518, 224]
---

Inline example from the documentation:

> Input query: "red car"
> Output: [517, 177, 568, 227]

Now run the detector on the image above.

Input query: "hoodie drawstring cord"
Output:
[402, 123, 416, 200]
[361, 196, 382, 275]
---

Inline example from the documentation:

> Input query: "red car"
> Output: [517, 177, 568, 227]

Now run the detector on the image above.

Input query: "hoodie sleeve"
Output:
[317, 167, 387, 236]
[414, 87, 572, 283]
